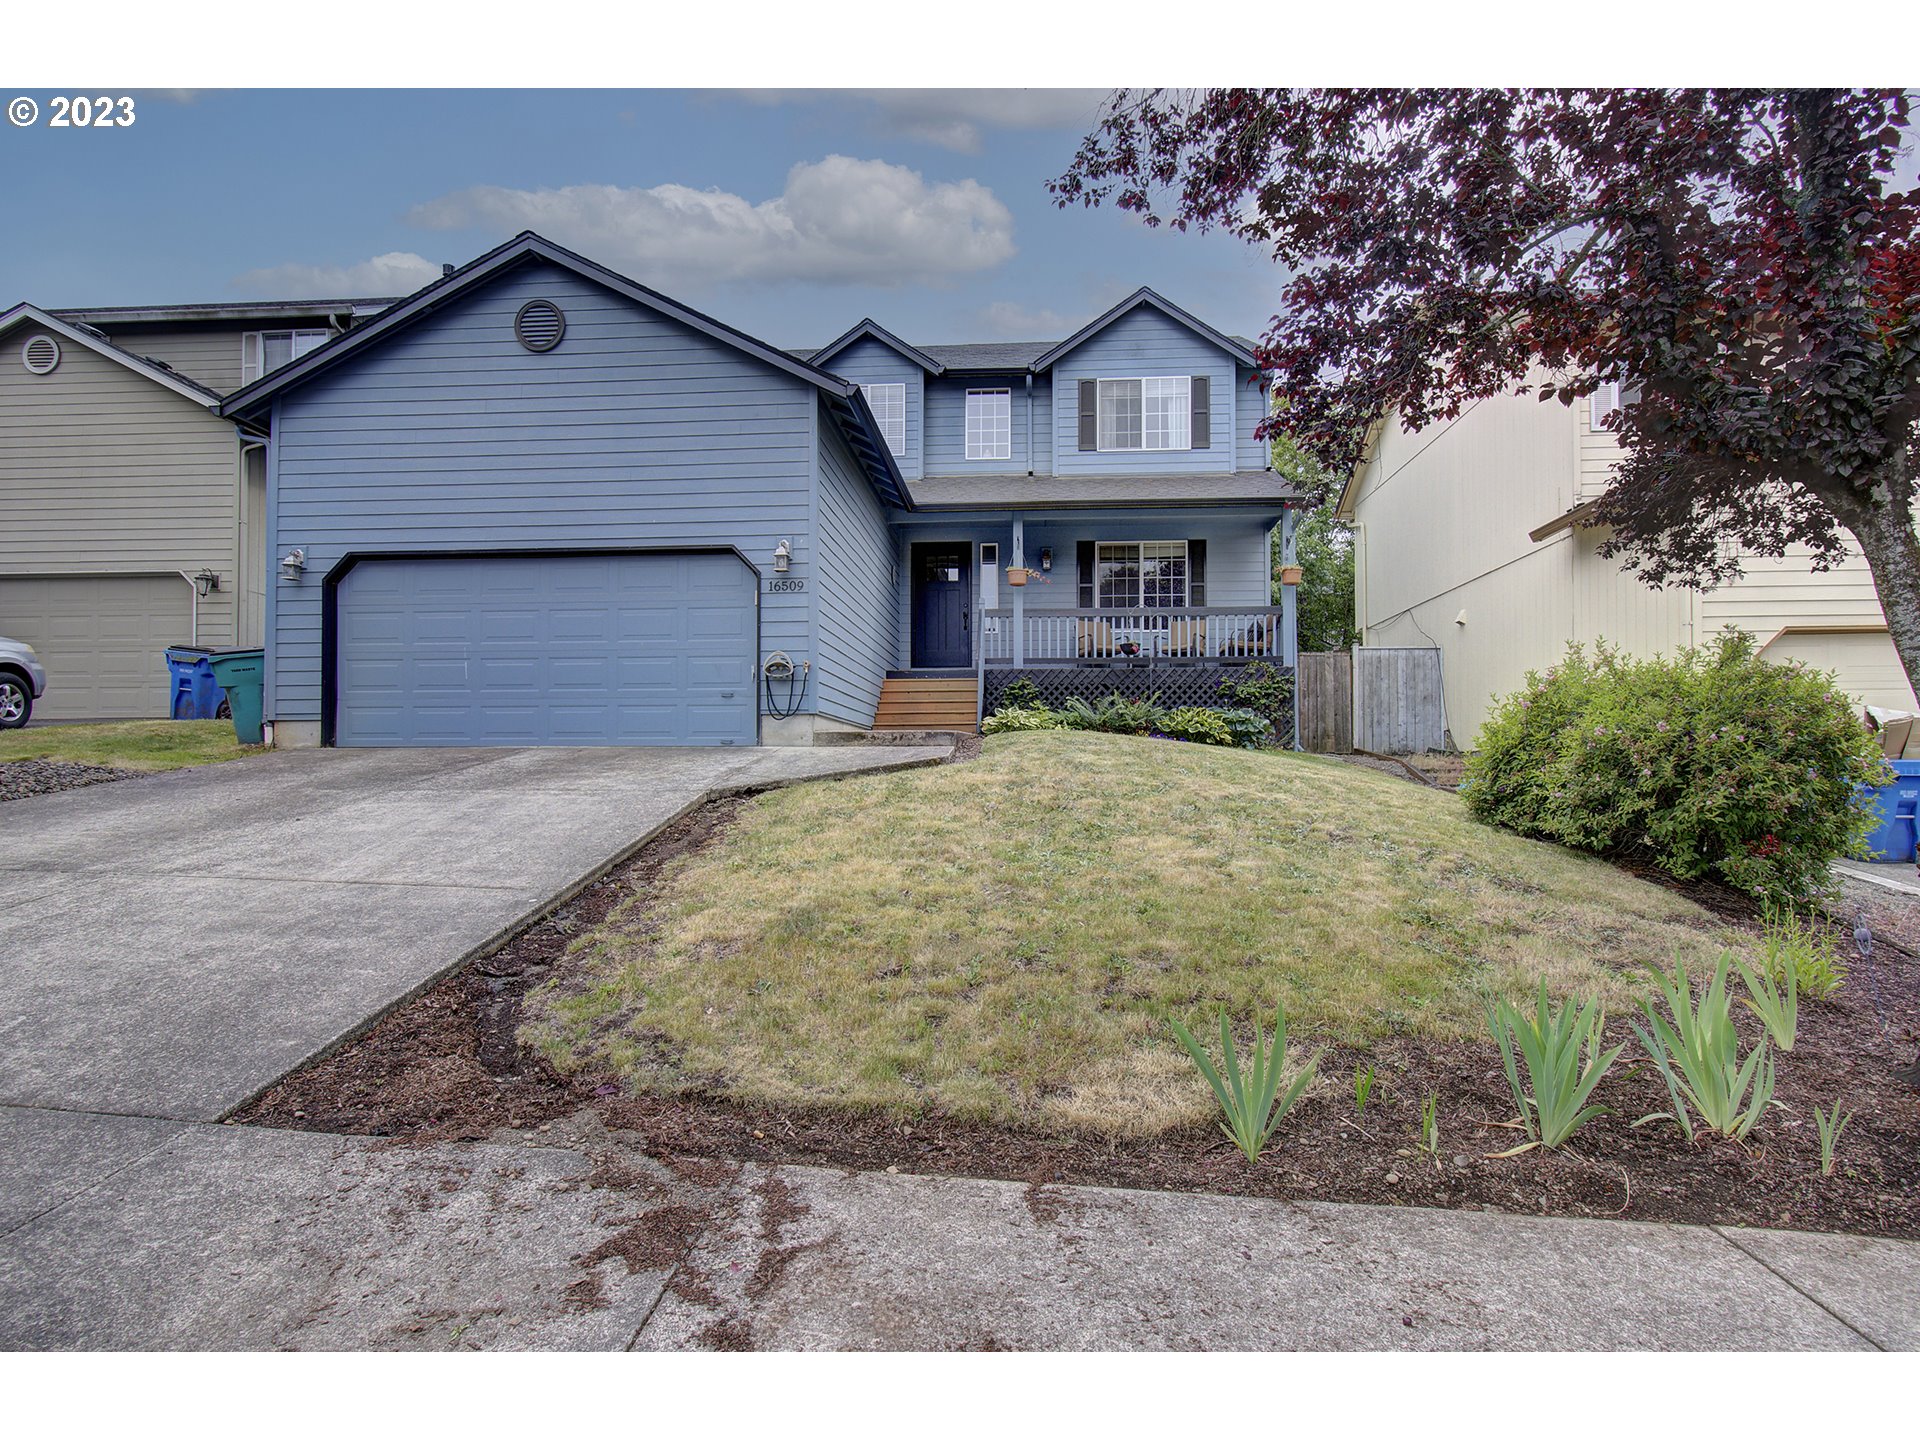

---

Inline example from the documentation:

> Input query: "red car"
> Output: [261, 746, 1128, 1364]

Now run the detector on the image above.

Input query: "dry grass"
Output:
[0, 719, 255, 771]
[525, 731, 1747, 1138]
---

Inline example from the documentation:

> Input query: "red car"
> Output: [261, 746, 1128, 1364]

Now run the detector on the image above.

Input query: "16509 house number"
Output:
[768, 577, 805, 593]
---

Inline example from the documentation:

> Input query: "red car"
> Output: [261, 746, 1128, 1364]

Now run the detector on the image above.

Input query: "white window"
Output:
[1589, 381, 1622, 432]
[861, 382, 907, 457]
[965, 388, 1012, 461]
[1096, 541, 1188, 609]
[242, 329, 329, 385]
[1097, 377, 1190, 451]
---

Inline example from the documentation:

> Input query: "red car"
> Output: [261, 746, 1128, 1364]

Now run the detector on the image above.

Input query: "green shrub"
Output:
[1631, 953, 1776, 1142]
[1169, 1002, 1320, 1164]
[1761, 903, 1847, 1001]
[1463, 633, 1887, 903]
[996, 676, 1043, 712]
[1058, 693, 1169, 734]
[1159, 707, 1236, 746]
[980, 705, 1065, 734]
[1216, 660, 1294, 734]
[1487, 982, 1624, 1153]
[1213, 707, 1276, 748]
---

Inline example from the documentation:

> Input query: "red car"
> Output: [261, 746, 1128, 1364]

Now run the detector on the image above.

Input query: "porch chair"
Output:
[1220, 615, 1274, 658]
[1165, 616, 1208, 659]
[1078, 619, 1117, 659]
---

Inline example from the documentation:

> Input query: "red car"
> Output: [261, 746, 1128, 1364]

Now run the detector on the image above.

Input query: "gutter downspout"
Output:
[175, 571, 200, 645]
[1025, 373, 1035, 476]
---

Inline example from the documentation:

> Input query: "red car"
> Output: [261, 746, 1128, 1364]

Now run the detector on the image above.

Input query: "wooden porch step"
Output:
[873, 677, 978, 733]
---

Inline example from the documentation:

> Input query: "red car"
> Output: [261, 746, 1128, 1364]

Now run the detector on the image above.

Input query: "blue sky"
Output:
[0, 89, 1281, 348]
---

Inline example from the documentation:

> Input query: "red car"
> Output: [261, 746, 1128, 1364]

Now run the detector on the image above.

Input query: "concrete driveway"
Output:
[0, 743, 945, 1120]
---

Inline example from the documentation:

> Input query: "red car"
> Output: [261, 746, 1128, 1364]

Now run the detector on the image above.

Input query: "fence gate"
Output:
[1296, 651, 1353, 753]
[1352, 646, 1446, 754]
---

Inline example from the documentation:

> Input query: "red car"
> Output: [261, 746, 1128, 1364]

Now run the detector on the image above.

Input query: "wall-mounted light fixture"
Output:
[772, 539, 792, 574]
[193, 569, 221, 597]
[280, 548, 306, 581]
[1039, 547, 1053, 573]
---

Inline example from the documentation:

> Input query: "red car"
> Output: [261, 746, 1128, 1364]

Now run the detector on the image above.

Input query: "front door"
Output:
[911, 543, 972, 669]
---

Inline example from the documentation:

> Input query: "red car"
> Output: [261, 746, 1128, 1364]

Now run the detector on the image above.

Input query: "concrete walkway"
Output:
[0, 743, 945, 1120]
[2, 1108, 1913, 1350]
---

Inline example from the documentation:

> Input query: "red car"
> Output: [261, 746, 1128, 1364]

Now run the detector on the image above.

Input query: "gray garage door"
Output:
[0, 574, 192, 720]
[335, 553, 758, 747]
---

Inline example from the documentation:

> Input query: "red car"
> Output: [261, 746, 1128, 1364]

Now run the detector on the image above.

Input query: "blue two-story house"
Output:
[221, 231, 1299, 748]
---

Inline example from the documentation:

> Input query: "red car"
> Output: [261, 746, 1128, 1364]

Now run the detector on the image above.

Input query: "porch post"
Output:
[1011, 513, 1025, 667]
[1279, 508, 1299, 669]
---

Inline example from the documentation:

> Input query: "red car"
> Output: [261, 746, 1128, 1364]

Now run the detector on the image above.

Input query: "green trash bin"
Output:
[206, 647, 266, 745]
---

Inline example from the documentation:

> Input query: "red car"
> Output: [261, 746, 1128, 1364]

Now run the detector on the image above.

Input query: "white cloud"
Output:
[737, 89, 1109, 154]
[233, 251, 443, 299]
[978, 299, 1080, 338]
[404, 156, 1015, 289]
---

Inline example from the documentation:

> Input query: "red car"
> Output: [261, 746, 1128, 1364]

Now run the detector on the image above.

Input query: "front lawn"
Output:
[0, 719, 256, 772]
[526, 730, 1744, 1138]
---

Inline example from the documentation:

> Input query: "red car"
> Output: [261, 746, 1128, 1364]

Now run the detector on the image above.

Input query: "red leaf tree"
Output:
[1054, 89, 1920, 691]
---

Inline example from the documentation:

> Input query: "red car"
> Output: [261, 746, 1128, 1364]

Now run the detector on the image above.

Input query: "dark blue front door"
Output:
[911, 543, 972, 669]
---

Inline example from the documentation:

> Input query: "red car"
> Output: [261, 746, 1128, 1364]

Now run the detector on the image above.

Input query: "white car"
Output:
[0, 636, 48, 729]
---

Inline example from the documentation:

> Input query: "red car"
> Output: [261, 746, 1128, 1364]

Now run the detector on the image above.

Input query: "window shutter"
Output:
[1078, 380, 1098, 451]
[1190, 376, 1210, 449]
[1077, 541, 1096, 607]
[1188, 539, 1207, 607]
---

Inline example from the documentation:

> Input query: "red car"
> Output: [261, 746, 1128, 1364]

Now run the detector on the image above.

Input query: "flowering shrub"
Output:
[1463, 633, 1887, 902]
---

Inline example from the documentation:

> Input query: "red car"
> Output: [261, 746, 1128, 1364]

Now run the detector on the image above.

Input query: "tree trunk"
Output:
[1833, 467, 1920, 703]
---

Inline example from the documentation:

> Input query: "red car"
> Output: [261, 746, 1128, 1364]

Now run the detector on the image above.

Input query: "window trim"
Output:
[1094, 539, 1190, 610]
[1095, 375, 1191, 452]
[964, 386, 1012, 461]
[860, 381, 908, 458]
[242, 328, 331, 385]
[1589, 380, 1622, 432]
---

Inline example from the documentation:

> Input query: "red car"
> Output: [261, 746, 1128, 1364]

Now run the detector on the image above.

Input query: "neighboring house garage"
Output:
[331, 551, 758, 746]
[220, 232, 907, 749]
[0, 305, 251, 721]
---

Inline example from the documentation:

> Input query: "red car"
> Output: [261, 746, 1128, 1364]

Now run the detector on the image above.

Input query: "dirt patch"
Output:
[237, 789, 1920, 1240]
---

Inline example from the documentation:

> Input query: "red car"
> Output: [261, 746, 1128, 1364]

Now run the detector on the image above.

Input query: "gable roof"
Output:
[217, 231, 911, 510]
[0, 303, 224, 407]
[1029, 287, 1262, 371]
[54, 298, 398, 327]
[807, 318, 947, 375]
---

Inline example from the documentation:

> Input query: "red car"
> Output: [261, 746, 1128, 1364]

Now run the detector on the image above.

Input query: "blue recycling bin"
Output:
[164, 646, 223, 720]
[1859, 759, 1920, 862]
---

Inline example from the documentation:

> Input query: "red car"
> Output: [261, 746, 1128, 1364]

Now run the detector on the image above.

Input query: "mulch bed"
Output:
[0, 758, 140, 803]
[235, 794, 1920, 1240]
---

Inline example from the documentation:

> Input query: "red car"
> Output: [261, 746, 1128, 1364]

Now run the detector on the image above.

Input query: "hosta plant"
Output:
[1487, 982, 1626, 1154]
[1631, 954, 1776, 1142]
[1169, 1003, 1320, 1164]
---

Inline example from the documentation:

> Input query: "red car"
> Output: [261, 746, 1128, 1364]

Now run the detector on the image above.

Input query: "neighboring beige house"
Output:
[1338, 379, 1918, 747]
[0, 296, 391, 720]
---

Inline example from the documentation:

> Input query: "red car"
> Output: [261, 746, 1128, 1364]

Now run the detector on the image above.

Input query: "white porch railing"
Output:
[978, 607, 1282, 666]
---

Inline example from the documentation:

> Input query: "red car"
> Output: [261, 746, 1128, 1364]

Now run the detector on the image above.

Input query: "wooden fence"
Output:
[1296, 646, 1446, 754]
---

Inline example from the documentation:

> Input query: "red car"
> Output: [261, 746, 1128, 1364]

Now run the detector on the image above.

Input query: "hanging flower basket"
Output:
[1278, 564, 1304, 587]
[1006, 567, 1031, 587]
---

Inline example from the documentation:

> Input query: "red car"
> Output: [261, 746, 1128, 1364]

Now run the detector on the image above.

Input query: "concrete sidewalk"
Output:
[0, 743, 945, 1120]
[3, 1107, 1913, 1351]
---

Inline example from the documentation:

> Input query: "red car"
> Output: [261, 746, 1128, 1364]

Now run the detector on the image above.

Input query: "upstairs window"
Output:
[965, 388, 1012, 461]
[242, 329, 329, 385]
[1097, 376, 1190, 451]
[1588, 379, 1641, 432]
[1095, 541, 1189, 609]
[861, 382, 907, 457]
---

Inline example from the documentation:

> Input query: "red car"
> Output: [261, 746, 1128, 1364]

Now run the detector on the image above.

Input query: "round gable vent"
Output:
[514, 299, 566, 353]
[22, 335, 61, 375]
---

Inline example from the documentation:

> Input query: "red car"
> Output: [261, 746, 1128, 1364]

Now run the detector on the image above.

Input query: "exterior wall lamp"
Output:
[193, 569, 221, 596]
[772, 539, 792, 574]
[280, 548, 306, 581]
[1039, 547, 1052, 573]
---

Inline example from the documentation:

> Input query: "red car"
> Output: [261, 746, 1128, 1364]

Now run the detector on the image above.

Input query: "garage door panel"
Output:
[335, 553, 756, 747]
[0, 575, 192, 721]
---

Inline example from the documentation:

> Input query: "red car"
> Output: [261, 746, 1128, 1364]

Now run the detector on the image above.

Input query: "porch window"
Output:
[1095, 541, 1188, 609]
[861, 382, 907, 457]
[965, 388, 1011, 460]
[1097, 377, 1189, 451]
[241, 329, 329, 385]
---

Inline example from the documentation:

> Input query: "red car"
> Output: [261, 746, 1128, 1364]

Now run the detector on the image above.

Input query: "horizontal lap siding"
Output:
[102, 326, 250, 395]
[1235, 366, 1270, 471]
[1017, 518, 1273, 611]
[1051, 309, 1235, 476]
[923, 374, 1050, 476]
[813, 411, 897, 725]
[820, 337, 921, 479]
[269, 261, 815, 724]
[0, 324, 239, 647]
